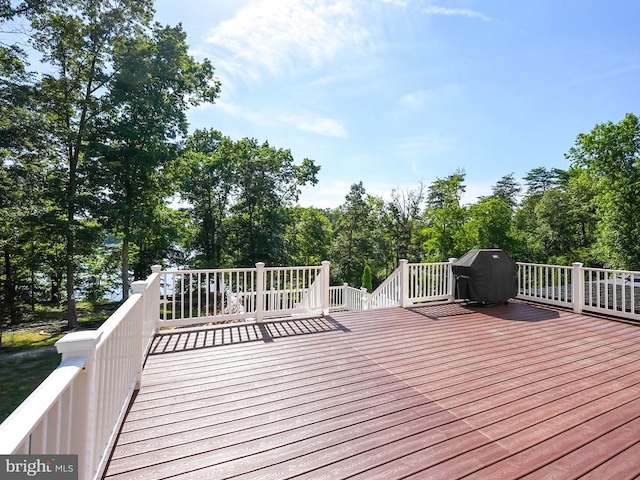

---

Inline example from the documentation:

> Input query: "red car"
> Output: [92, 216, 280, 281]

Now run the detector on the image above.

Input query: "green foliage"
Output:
[422, 170, 469, 261]
[285, 207, 333, 266]
[362, 264, 373, 293]
[467, 196, 514, 251]
[566, 113, 640, 269]
[384, 184, 426, 265]
[224, 138, 318, 266]
[491, 173, 521, 210]
[523, 166, 562, 197]
[329, 182, 383, 286]
[26, 0, 157, 326]
[87, 22, 220, 297]
[179, 133, 319, 268]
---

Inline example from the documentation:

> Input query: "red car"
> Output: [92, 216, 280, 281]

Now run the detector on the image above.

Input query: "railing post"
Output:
[256, 262, 265, 322]
[572, 262, 584, 313]
[448, 258, 457, 302]
[343, 283, 348, 309]
[150, 266, 162, 335]
[55, 330, 102, 480]
[361, 287, 369, 310]
[400, 259, 409, 307]
[131, 280, 147, 389]
[321, 260, 330, 315]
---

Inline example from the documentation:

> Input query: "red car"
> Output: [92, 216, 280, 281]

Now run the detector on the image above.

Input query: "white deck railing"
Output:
[516, 262, 640, 320]
[364, 265, 402, 309]
[581, 266, 640, 320]
[516, 262, 574, 308]
[158, 262, 331, 327]
[329, 284, 368, 311]
[407, 260, 454, 304]
[329, 260, 455, 311]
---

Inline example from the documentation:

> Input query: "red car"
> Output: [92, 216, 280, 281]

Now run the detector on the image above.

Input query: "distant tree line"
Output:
[1, 1, 639, 328]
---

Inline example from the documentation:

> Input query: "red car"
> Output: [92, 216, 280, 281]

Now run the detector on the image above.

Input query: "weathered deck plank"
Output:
[103, 301, 640, 479]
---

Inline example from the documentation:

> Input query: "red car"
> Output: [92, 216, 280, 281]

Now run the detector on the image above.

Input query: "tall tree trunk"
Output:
[30, 266, 35, 314]
[122, 218, 130, 300]
[4, 246, 19, 325]
[66, 154, 78, 329]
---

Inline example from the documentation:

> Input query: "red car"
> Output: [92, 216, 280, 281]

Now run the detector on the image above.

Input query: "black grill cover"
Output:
[452, 249, 518, 303]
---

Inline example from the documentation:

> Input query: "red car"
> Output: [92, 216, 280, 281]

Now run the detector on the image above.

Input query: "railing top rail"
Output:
[517, 262, 640, 276]
[0, 357, 85, 453]
[264, 265, 321, 272]
[343, 285, 366, 293]
[408, 261, 451, 267]
[96, 294, 141, 348]
[516, 262, 572, 268]
[582, 266, 640, 275]
[161, 265, 324, 276]
[161, 267, 256, 275]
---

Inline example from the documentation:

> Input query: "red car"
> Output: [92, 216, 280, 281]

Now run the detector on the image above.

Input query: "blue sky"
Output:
[153, 0, 640, 208]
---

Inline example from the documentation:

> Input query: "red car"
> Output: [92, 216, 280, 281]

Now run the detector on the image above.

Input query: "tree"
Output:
[523, 167, 562, 197]
[491, 173, 521, 210]
[534, 188, 578, 261]
[384, 184, 426, 264]
[0, 20, 56, 328]
[227, 138, 319, 266]
[362, 264, 373, 293]
[561, 166, 598, 263]
[329, 182, 379, 286]
[467, 196, 514, 251]
[0, 1, 44, 20]
[422, 170, 468, 260]
[178, 130, 234, 268]
[28, 0, 156, 327]
[285, 207, 333, 266]
[89, 23, 220, 297]
[129, 204, 187, 279]
[566, 113, 640, 269]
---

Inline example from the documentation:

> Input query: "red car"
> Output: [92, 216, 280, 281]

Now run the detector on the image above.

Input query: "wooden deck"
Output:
[103, 301, 640, 479]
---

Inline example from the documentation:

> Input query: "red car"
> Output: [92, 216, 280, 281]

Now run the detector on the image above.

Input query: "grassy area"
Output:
[0, 301, 118, 423]
[0, 350, 62, 423]
[1, 301, 117, 352]
[2, 329, 65, 350]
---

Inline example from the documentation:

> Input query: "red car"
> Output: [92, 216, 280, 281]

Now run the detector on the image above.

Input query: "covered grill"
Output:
[452, 249, 518, 304]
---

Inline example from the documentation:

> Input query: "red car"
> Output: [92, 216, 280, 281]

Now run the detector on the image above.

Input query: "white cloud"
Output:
[399, 83, 463, 108]
[214, 100, 274, 127]
[213, 100, 347, 138]
[379, 0, 408, 6]
[282, 114, 348, 137]
[423, 5, 491, 22]
[204, 0, 371, 83]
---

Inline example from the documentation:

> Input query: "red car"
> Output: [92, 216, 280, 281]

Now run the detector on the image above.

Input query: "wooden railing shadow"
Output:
[148, 316, 351, 354]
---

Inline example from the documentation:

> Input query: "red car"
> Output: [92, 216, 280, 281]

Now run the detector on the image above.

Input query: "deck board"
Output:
[103, 301, 640, 479]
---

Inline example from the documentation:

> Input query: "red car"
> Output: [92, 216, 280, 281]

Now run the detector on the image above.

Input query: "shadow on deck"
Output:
[149, 316, 351, 354]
